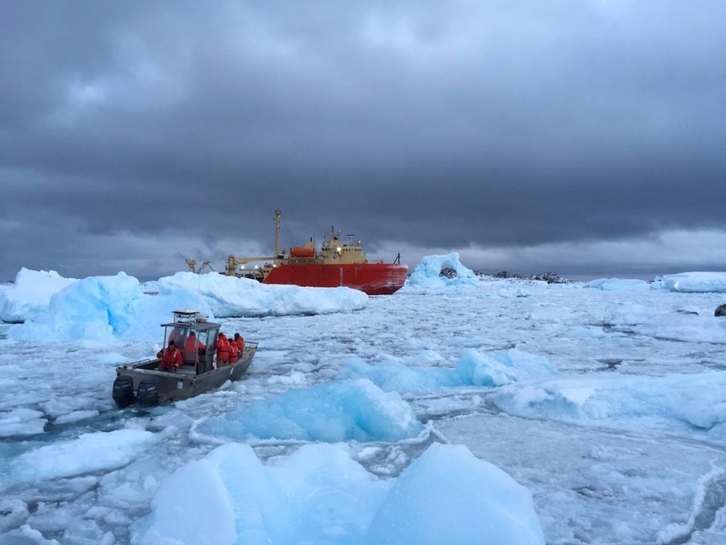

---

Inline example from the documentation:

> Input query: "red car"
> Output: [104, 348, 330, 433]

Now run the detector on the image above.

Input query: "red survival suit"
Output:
[229, 342, 239, 364]
[158, 344, 182, 370]
[234, 334, 245, 355]
[184, 333, 205, 364]
[216, 334, 231, 366]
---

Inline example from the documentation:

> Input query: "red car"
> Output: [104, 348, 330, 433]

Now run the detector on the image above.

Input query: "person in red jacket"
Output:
[167, 327, 183, 346]
[233, 333, 245, 355]
[228, 340, 239, 364]
[158, 340, 183, 371]
[183, 331, 205, 364]
[216, 333, 230, 367]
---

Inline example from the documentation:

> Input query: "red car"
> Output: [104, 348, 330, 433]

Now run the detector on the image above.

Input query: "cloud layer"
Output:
[2, 1, 725, 280]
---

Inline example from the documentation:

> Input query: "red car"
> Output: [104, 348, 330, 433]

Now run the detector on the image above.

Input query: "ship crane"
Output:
[225, 255, 276, 280]
[185, 259, 216, 274]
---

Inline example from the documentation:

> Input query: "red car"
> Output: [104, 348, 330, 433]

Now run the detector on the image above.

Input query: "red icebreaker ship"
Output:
[193, 210, 408, 295]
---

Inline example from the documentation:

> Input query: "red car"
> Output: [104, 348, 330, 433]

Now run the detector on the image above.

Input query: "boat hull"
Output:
[115, 344, 257, 404]
[263, 263, 408, 295]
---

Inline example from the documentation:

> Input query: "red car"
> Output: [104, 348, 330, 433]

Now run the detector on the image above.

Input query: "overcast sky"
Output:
[2, 1, 725, 282]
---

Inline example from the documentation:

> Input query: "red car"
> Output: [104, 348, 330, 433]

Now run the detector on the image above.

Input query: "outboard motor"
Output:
[137, 380, 159, 406]
[112, 376, 135, 407]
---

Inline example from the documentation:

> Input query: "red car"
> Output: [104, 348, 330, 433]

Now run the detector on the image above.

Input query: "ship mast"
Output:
[274, 209, 281, 257]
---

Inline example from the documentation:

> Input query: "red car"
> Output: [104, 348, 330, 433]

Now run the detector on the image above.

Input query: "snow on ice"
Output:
[2, 261, 726, 544]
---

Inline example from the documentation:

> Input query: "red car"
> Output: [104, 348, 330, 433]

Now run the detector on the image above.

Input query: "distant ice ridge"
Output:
[4, 270, 367, 342]
[563, 273, 726, 293]
[0, 268, 77, 323]
[585, 278, 650, 291]
[156, 271, 368, 318]
[651, 272, 726, 293]
[401, 252, 479, 290]
[132, 442, 545, 545]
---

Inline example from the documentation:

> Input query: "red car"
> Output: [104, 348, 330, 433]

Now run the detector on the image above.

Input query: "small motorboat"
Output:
[112, 309, 257, 406]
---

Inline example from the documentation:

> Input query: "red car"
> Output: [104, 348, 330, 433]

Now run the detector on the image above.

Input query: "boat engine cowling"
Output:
[112, 376, 135, 407]
[137, 380, 159, 406]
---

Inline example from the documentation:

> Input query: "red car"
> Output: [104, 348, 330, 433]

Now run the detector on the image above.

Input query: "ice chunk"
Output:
[133, 443, 294, 545]
[196, 379, 423, 442]
[340, 349, 558, 395]
[366, 443, 545, 545]
[9, 429, 158, 482]
[0, 408, 47, 438]
[0, 268, 77, 323]
[134, 442, 544, 545]
[403, 252, 479, 290]
[456, 349, 558, 387]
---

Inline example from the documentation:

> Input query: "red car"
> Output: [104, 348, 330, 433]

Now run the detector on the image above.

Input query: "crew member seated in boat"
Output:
[228, 339, 239, 364]
[158, 340, 183, 371]
[216, 333, 231, 367]
[183, 331, 205, 364]
[234, 333, 245, 355]
[168, 327, 183, 345]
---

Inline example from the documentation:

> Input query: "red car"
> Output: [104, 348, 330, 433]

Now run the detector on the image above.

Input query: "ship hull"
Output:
[264, 263, 408, 295]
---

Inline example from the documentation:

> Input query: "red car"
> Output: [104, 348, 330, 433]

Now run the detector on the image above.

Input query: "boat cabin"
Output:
[162, 309, 220, 374]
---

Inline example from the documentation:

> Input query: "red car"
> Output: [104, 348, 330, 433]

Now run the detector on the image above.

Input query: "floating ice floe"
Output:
[8, 429, 158, 483]
[340, 349, 558, 395]
[132, 442, 545, 545]
[490, 371, 726, 434]
[195, 379, 423, 443]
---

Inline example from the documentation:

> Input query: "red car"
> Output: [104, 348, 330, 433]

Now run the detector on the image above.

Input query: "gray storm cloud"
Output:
[1, 1, 725, 280]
